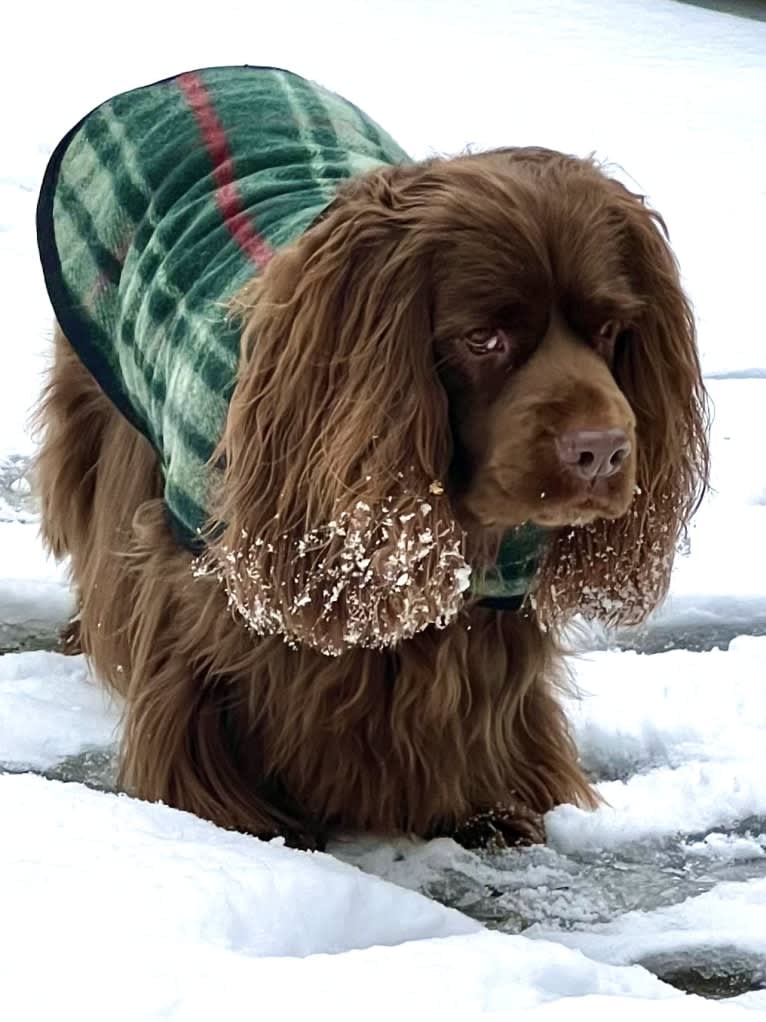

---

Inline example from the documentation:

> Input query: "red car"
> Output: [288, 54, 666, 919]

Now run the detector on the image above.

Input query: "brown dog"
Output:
[35, 69, 708, 849]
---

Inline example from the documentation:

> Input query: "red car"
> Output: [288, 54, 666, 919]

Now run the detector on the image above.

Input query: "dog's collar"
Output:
[470, 523, 548, 612]
[477, 594, 526, 612]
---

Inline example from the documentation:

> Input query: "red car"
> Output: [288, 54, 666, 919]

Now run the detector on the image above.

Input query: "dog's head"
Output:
[207, 148, 709, 653]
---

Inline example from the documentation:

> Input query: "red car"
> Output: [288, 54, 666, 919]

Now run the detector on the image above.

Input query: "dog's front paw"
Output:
[453, 800, 546, 851]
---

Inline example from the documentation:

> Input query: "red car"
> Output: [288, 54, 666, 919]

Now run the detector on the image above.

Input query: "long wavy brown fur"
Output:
[35, 147, 709, 849]
[532, 159, 709, 625]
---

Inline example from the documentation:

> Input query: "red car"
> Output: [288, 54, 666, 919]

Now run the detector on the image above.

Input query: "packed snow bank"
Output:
[640, 380, 766, 646]
[529, 878, 766, 968]
[2, 638, 764, 1013]
[0, 773, 477, 955]
[0, 650, 116, 770]
[548, 637, 766, 852]
[0, 772, 753, 1022]
[0, 522, 72, 651]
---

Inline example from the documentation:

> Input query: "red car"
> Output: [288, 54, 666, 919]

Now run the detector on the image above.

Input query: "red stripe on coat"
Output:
[177, 71, 273, 270]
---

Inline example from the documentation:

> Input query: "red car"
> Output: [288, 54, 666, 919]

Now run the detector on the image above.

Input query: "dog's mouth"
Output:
[530, 498, 620, 528]
[463, 474, 634, 530]
[530, 478, 635, 526]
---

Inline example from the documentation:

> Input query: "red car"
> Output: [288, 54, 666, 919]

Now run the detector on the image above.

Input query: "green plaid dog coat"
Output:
[37, 65, 544, 609]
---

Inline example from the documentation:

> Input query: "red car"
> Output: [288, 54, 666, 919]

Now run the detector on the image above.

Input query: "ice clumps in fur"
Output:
[194, 496, 471, 657]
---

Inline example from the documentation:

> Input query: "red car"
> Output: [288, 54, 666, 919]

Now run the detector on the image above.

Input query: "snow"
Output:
[0, 651, 116, 770]
[549, 638, 766, 851]
[528, 879, 766, 968]
[0, 520, 73, 652]
[2, 638, 765, 1017]
[0, 772, 755, 1022]
[646, 381, 766, 645]
[2, 0, 766, 1016]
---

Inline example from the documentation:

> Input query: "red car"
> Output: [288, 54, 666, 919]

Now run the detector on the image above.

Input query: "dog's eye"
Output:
[593, 320, 625, 364]
[464, 327, 511, 356]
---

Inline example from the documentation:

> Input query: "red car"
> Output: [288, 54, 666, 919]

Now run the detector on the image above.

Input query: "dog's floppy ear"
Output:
[202, 164, 469, 655]
[536, 185, 710, 627]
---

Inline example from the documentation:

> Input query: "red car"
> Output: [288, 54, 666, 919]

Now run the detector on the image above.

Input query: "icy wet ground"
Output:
[0, 457, 72, 654]
[2, 631, 765, 1004]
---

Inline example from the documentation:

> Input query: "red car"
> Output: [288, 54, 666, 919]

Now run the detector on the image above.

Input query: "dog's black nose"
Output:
[555, 429, 631, 480]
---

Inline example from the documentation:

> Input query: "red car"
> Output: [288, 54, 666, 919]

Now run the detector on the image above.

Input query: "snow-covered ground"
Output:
[2, 0, 766, 1017]
[2, 641, 766, 1017]
[2, 776, 750, 1022]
